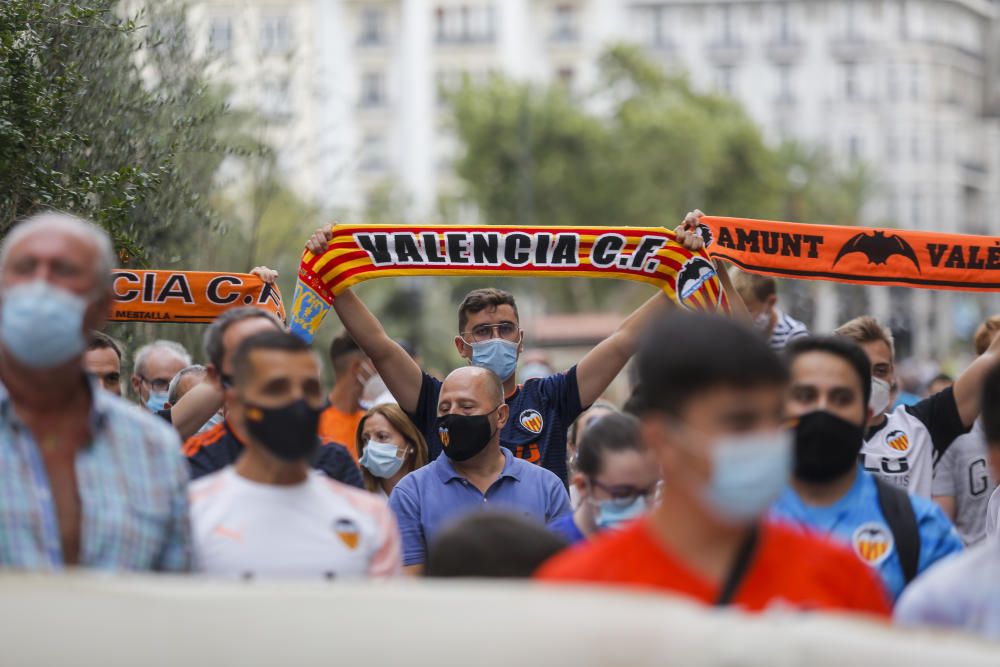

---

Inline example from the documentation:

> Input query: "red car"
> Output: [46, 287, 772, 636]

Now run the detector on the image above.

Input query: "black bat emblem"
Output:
[676, 258, 715, 302]
[833, 231, 920, 272]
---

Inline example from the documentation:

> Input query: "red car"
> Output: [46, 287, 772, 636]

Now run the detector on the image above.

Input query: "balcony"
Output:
[705, 39, 745, 66]
[829, 35, 876, 62]
[765, 37, 805, 64]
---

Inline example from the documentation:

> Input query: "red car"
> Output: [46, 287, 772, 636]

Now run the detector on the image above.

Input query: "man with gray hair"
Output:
[164, 365, 219, 434]
[130, 339, 191, 412]
[0, 211, 190, 571]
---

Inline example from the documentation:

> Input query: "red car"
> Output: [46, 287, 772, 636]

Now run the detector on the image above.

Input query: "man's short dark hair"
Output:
[328, 332, 361, 377]
[632, 313, 787, 417]
[425, 512, 567, 578]
[88, 331, 124, 361]
[575, 412, 642, 477]
[232, 331, 313, 387]
[786, 336, 873, 408]
[203, 307, 283, 369]
[458, 288, 518, 333]
[981, 364, 1000, 446]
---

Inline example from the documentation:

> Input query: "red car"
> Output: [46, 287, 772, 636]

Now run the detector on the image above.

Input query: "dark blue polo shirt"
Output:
[389, 447, 572, 566]
[409, 366, 584, 483]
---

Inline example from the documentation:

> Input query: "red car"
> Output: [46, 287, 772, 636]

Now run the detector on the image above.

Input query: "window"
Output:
[911, 192, 922, 227]
[776, 64, 793, 102]
[847, 135, 862, 162]
[361, 134, 386, 171]
[634, 5, 669, 48]
[909, 62, 920, 101]
[843, 62, 859, 100]
[776, 2, 792, 43]
[715, 66, 735, 95]
[911, 133, 920, 161]
[359, 7, 386, 45]
[844, 0, 859, 39]
[719, 4, 735, 44]
[260, 78, 291, 121]
[552, 5, 578, 42]
[556, 67, 575, 88]
[208, 17, 232, 54]
[886, 63, 898, 101]
[886, 134, 898, 161]
[435, 5, 496, 44]
[260, 14, 292, 54]
[360, 71, 386, 108]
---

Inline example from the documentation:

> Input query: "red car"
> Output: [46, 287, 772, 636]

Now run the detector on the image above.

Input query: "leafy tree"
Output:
[0, 0, 237, 262]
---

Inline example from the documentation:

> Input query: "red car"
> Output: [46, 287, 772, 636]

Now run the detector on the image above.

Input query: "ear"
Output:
[86, 289, 112, 331]
[571, 472, 589, 497]
[130, 375, 142, 397]
[765, 294, 778, 311]
[639, 416, 673, 466]
[517, 329, 525, 356]
[163, 401, 173, 411]
[206, 364, 224, 390]
[454, 335, 472, 361]
[496, 403, 509, 429]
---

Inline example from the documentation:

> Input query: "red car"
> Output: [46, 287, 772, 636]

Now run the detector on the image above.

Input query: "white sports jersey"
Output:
[931, 420, 996, 546]
[190, 467, 401, 579]
[861, 387, 968, 497]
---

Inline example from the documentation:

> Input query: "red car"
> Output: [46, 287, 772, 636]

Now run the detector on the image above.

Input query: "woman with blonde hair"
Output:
[356, 403, 429, 498]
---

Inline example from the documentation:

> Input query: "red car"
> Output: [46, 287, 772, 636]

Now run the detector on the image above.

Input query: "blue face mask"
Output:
[360, 440, 406, 479]
[196, 412, 224, 434]
[702, 430, 793, 523]
[0, 280, 87, 369]
[470, 338, 518, 381]
[146, 391, 169, 413]
[595, 496, 648, 531]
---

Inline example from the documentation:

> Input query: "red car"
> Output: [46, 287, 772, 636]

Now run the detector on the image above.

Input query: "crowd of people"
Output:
[1, 210, 999, 644]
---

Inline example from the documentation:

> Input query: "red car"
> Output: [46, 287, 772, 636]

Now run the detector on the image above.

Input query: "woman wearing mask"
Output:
[548, 412, 659, 544]
[356, 403, 429, 498]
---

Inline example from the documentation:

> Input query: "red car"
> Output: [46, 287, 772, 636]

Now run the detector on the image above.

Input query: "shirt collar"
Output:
[434, 446, 521, 484]
[0, 373, 110, 435]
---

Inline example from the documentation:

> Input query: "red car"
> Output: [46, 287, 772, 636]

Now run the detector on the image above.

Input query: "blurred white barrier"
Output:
[0, 574, 995, 666]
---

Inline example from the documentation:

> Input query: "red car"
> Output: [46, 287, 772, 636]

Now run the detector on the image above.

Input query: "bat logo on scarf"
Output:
[833, 231, 921, 272]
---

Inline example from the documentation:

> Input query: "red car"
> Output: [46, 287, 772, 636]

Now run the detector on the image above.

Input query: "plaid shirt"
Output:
[0, 377, 191, 572]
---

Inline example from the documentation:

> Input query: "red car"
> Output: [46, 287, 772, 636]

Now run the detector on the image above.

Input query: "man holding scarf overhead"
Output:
[304, 211, 713, 483]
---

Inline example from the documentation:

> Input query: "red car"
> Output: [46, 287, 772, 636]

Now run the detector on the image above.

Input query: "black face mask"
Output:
[793, 410, 865, 483]
[436, 407, 499, 462]
[244, 399, 322, 462]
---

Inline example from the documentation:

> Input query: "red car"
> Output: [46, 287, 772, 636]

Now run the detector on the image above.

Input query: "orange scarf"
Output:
[109, 270, 285, 323]
[700, 217, 1000, 291]
[289, 224, 727, 341]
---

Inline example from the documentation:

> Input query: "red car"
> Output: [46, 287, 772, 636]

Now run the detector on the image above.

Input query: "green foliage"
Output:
[0, 0, 236, 262]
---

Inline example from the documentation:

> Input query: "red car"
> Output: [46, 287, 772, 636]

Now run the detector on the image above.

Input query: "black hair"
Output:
[232, 331, 313, 386]
[328, 332, 361, 377]
[575, 412, 641, 477]
[425, 512, 567, 578]
[203, 307, 283, 369]
[786, 336, 873, 408]
[982, 364, 1000, 446]
[88, 330, 124, 361]
[632, 312, 788, 417]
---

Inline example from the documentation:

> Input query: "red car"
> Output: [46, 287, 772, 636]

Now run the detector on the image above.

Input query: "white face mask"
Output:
[869, 377, 892, 416]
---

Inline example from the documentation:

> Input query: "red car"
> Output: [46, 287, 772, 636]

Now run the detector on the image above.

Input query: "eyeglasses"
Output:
[139, 376, 171, 393]
[588, 478, 660, 508]
[460, 322, 520, 344]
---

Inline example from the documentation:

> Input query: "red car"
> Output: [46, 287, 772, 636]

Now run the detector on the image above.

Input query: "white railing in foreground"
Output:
[0, 574, 994, 666]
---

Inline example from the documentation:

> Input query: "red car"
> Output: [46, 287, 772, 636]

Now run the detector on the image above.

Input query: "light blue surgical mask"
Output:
[595, 496, 648, 531]
[702, 430, 793, 523]
[196, 412, 224, 434]
[0, 280, 87, 369]
[145, 391, 169, 413]
[470, 338, 518, 381]
[360, 440, 406, 479]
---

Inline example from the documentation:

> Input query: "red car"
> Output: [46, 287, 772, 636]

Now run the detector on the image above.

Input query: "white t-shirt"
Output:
[931, 420, 996, 546]
[862, 387, 968, 497]
[986, 486, 1000, 541]
[189, 467, 401, 579]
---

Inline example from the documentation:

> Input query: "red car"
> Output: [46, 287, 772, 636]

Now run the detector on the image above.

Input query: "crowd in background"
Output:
[2, 211, 999, 643]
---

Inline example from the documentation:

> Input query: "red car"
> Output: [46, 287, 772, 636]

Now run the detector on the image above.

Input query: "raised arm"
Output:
[953, 327, 1000, 428]
[306, 226, 424, 413]
[576, 210, 708, 407]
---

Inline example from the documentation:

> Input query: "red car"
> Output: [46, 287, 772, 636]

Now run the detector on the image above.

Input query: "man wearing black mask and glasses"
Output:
[389, 366, 571, 574]
[189, 331, 400, 578]
[771, 336, 962, 603]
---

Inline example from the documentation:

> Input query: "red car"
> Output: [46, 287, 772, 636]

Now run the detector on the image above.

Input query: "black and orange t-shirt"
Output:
[536, 518, 891, 617]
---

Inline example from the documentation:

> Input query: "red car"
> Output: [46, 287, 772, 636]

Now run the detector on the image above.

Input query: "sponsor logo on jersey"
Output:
[885, 429, 910, 452]
[333, 518, 360, 550]
[852, 522, 894, 566]
[519, 409, 544, 434]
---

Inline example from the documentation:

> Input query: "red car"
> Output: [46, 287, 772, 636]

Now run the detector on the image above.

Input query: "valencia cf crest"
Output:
[696, 223, 714, 249]
[519, 409, 544, 434]
[333, 518, 360, 550]
[439, 426, 451, 448]
[676, 257, 717, 308]
[885, 429, 910, 453]
[852, 522, 893, 566]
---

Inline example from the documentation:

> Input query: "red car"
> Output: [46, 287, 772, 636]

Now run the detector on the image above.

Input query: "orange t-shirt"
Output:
[318, 406, 365, 461]
[536, 519, 891, 617]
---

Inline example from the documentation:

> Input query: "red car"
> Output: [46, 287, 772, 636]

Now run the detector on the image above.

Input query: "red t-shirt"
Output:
[536, 518, 891, 617]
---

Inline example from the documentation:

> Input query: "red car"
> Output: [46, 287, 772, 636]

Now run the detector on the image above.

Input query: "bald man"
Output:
[388, 366, 571, 573]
